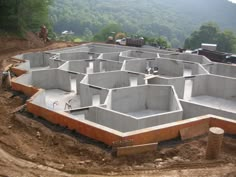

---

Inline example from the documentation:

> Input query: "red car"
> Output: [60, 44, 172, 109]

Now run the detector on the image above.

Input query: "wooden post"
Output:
[206, 127, 224, 160]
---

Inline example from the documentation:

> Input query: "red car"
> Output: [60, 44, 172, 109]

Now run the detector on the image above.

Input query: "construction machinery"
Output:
[116, 37, 144, 47]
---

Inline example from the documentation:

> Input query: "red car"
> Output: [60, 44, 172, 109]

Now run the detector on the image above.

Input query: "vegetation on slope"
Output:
[1, 0, 236, 51]
[50, 0, 236, 47]
[0, 0, 52, 36]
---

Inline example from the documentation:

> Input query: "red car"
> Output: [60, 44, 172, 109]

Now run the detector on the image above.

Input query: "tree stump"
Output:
[206, 127, 224, 160]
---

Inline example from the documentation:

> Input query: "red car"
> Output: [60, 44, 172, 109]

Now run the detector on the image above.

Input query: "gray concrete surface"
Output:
[13, 43, 236, 133]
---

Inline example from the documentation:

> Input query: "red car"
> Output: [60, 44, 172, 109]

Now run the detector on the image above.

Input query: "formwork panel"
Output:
[26, 101, 122, 145]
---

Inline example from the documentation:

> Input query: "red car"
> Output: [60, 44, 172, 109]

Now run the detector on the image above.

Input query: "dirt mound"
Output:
[25, 31, 45, 48]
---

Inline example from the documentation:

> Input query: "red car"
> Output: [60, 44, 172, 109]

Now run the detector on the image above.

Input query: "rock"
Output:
[45, 161, 65, 169]
[159, 162, 167, 166]
[143, 163, 155, 168]
[173, 156, 183, 161]
[159, 150, 165, 155]
[85, 160, 92, 163]
[36, 131, 41, 137]
[78, 161, 86, 165]
[154, 158, 163, 163]
[133, 165, 144, 170]
[166, 158, 174, 163]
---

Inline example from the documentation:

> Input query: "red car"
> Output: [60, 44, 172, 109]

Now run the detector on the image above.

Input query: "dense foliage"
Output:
[0, 0, 52, 35]
[184, 23, 236, 53]
[50, 0, 236, 47]
[1, 0, 236, 51]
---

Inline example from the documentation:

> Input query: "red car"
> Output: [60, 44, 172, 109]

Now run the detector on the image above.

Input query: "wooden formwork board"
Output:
[116, 143, 158, 156]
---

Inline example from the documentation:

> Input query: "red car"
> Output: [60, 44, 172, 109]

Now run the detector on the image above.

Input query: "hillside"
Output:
[50, 0, 236, 47]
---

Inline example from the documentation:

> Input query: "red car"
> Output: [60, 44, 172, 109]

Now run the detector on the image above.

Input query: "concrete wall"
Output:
[204, 63, 236, 78]
[110, 86, 147, 113]
[102, 60, 122, 72]
[31, 69, 71, 91]
[192, 75, 236, 99]
[146, 86, 170, 111]
[85, 106, 182, 133]
[94, 60, 122, 72]
[169, 87, 181, 111]
[121, 50, 158, 58]
[14, 72, 32, 85]
[89, 45, 127, 53]
[183, 62, 208, 76]
[79, 83, 109, 107]
[124, 58, 184, 77]
[15, 60, 30, 71]
[87, 71, 145, 89]
[31, 90, 46, 106]
[207, 75, 236, 99]
[75, 74, 86, 94]
[137, 111, 183, 129]
[49, 58, 65, 68]
[21, 52, 51, 68]
[59, 59, 122, 74]
[160, 53, 212, 64]
[60, 52, 99, 61]
[181, 100, 236, 120]
[109, 85, 179, 114]
[148, 77, 185, 99]
[100, 52, 121, 61]
[191, 75, 208, 97]
[59, 60, 88, 74]
[86, 107, 138, 132]
[124, 59, 147, 73]
[157, 58, 184, 77]
[47, 45, 89, 53]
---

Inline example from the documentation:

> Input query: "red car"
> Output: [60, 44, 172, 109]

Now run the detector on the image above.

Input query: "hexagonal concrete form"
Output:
[107, 85, 182, 118]
[124, 58, 208, 78]
[84, 71, 146, 89]
[59, 60, 122, 74]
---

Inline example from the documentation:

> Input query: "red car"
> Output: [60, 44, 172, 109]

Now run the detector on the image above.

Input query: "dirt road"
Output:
[0, 37, 236, 177]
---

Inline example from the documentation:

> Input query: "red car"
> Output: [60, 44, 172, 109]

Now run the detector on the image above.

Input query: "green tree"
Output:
[0, 0, 52, 36]
[184, 23, 219, 50]
[83, 28, 93, 41]
[184, 23, 236, 53]
[217, 31, 236, 53]
[93, 23, 122, 42]
[145, 36, 170, 48]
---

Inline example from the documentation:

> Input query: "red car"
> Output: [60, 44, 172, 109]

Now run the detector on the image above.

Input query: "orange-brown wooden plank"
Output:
[180, 123, 209, 140]
[116, 143, 158, 156]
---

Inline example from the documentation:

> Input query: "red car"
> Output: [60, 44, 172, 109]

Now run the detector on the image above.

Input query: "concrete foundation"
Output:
[10, 43, 236, 145]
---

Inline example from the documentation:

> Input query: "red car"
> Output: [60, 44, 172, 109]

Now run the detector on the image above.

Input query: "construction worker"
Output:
[39, 25, 48, 42]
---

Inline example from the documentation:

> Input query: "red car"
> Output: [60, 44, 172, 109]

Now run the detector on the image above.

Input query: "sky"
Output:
[228, 0, 236, 3]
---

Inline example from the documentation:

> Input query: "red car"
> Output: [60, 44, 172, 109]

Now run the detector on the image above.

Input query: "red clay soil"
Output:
[0, 37, 235, 177]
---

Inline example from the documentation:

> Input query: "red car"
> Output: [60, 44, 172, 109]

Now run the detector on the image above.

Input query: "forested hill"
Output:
[50, 0, 236, 47]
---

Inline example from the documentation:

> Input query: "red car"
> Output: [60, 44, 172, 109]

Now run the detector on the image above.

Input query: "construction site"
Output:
[0, 39, 236, 177]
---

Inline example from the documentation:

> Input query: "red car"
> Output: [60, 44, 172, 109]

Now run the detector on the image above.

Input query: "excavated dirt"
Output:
[0, 38, 236, 177]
